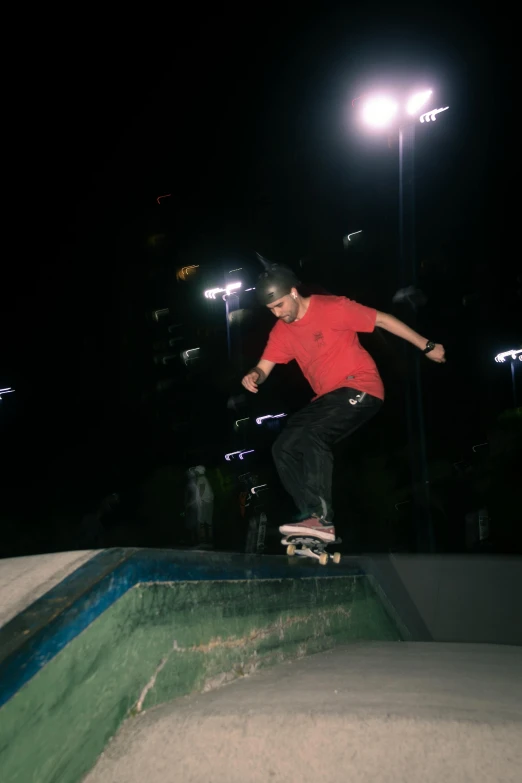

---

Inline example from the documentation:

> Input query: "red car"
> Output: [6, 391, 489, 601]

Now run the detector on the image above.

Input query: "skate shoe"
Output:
[279, 515, 335, 543]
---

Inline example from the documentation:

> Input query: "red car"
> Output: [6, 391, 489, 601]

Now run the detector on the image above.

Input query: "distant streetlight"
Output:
[495, 348, 521, 408]
[343, 230, 363, 250]
[0, 386, 15, 401]
[204, 282, 242, 299]
[204, 280, 243, 360]
[181, 348, 200, 366]
[177, 265, 199, 281]
[255, 413, 287, 425]
[225, 449, 254, 461]
[494, 348, 522, 363]
[420, 106, 449, 123]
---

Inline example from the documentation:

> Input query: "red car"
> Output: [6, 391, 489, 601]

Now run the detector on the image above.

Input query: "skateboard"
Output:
[281, 535, 342, 565]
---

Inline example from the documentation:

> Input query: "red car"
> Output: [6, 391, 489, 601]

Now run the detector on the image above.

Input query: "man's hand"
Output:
[426, 343, 446, 363]
[242, 369, 262, 393]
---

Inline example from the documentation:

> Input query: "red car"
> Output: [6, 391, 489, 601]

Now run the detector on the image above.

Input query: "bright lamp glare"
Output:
[406, 90, 433, 115]
[204, 282, 242, 299]
[495, 348, 522, 363]
[362, 96, 398, 128]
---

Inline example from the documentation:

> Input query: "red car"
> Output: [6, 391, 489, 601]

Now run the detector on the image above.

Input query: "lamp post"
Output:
[204, 281, 242, 361]
[354, 88, 449, 552]
[495, 348, 521, 409]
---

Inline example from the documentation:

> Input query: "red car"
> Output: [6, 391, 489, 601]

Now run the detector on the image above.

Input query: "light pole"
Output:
[204, 280, 242, 361]
[495, 348, 521, 409]
[354, 88, 449, 552]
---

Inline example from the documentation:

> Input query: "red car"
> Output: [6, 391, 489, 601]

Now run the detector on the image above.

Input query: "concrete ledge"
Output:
[0, 550, 100, 629]
[0, 548, 371, 708]
[0, 550, 401, 783]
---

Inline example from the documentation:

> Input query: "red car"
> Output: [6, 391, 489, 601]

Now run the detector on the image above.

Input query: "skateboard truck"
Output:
[281, 535, 342, 566]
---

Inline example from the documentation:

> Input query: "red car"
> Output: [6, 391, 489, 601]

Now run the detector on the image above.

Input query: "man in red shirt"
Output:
[241, 262, 445, 543]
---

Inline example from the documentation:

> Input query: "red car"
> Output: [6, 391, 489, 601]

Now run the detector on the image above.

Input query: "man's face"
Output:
[266, 291, 299, 323]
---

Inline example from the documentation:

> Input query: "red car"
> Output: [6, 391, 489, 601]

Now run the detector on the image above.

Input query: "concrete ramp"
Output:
[2, 548, 521, 783]
[0, 548, 405, 783]
[85, 642, 522, 783]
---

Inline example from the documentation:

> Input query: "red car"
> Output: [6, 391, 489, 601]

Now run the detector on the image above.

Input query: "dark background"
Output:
[1, 5, 519, 557]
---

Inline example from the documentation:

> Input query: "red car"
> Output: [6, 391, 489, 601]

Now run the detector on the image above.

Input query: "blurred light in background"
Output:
[0, 387, 15, 401]
[204, 282, 242, 299]
[181, 348, 200, 366]
[177, 265, 199, 282]
[256, 413, 287, 425]
[152, 308, 169, 322]
[225, 449, 255, 461]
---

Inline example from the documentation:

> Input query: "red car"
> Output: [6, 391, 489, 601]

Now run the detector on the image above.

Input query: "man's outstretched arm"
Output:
[375, 311, 446, 363]
[241, 359, 276, 393]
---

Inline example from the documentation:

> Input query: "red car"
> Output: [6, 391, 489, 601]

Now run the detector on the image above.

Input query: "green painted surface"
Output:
[0, 576, 401, 783]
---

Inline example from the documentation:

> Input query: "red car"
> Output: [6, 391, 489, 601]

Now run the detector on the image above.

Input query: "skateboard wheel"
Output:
[318, 552, 329, 566]
[286, 544, 296, 556]
[332, 552, 341, 564]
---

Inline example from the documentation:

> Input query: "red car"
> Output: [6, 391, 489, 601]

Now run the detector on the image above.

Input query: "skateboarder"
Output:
[241, 261, 445, 544]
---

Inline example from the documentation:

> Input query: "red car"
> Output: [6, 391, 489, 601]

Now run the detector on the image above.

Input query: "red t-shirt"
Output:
[261, 295, 384, 400]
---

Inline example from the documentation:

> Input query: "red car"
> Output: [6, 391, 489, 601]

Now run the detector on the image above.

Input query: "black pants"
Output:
[272, 387, 382, 522]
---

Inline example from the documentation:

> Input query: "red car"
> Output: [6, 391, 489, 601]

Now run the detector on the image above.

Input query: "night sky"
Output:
[1, 7, 519, 555]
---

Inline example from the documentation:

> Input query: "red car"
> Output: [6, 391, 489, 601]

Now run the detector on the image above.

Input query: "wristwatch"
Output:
[423, 341, 436, 354]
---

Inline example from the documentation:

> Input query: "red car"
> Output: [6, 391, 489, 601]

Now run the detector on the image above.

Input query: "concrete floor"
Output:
[0, 551, 98, 628]
[85, 641, 522, 783]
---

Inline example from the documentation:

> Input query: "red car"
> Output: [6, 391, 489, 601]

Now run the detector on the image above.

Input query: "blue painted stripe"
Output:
[0, 548, 364, 708]
[0, 548, 136, 665]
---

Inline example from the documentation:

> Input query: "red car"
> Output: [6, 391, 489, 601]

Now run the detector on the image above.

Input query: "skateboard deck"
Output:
[281, 534, 342, 565]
